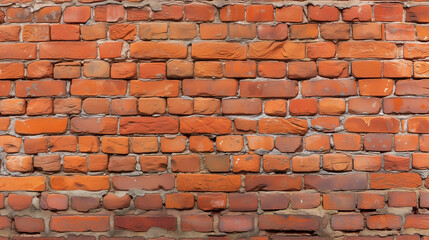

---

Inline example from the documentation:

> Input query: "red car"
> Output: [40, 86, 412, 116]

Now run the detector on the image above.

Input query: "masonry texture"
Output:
[1, 0, 429, 239]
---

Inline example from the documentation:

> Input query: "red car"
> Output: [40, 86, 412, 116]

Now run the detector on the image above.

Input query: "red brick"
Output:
[323, 153, 352, 172]
[200, 24, 227, 40]
[0, 25, 20, 42]
[374, 3, 403, 22]
[338, 42, 396, 59]
[139, 156, 167, 172]
[95, 5, 124, 22]
[219, 215, 254, 233]
[260, 193, 290, 210]
[405, 215, 429, 229]
[127, 7, 150, 21]
[292, 155, 320, 172]
[171, 154, 200, 172]
[192, 42, 246, 60]
[103, 194, 131, 210]
[290, 24, 318, 39]
[291, 193, 320, 209]
[383, 60, 412, 78]
[257, 62, 287, 78]
[318, 61, 348, 78]
[63, 156, 87, 173]
[247, 5, 273, 22]
[384, 154, 410, 171]
[35, 6, 61, 23]
[276, 6, 303, 22]
[88, 155, 107, 172]
[367, 214, 401, 230]
[15, 117, 67, 135]
[404, 43, 429, 59]
[71, 117, 117, 134]
[197, 193, 227, 211]
[40, 193, 68, 211]
[139, 23, 168, 39]
[54, 98, 81, 114]
[63, 6, 91, 23]
[249, 41, 305, 60]
[205, 155, 230, 173]
[259, 215, 321, 231]
[222, 99, 261, 115]
[407, 6, 429, 22]
[245, 175, 302, 191]
[229, 193, 258, 211]
[258, 24, 287, 40]
[51, 24, 80, 41]
[323, 193, 355, 210]
[343, 5, 372, 21]
[100, 42, 122, 58]
[370, 173, 421, 189]
[114, 215, 177, 232]
[34, 155, 60, 172]
[320, 23, 350, 40]
[177, 174, 240, 192]
[0, 43, 36, 60]
[353, 23, 381, 40]
[259, 118, 308, 135]
[140, 63, 166, 79]
[240, 80, 297, 98]
[27, 61, 53, 78]
[0, 216, 11, 229]
[386, 23, 415, 41]
[262, 155, 290, 172]
[185, 4, 214, 21]
[1, 99, 25, 115]
[345, 116, 399, 133]
[24, 137, 48, 154]
[265, 99, 286, 116]
[130, 80, 179, 97]
[420, 192, 429, 208]
[305, 173, 368, 191]
[180, 117, 231, 134]
[229, 23, 256, 39]
[388, 191, 417, 207]
[14, 216, 44, 233]
[311, 117, 339, 133]
[40, 42, 96, 59]
[49, 136, 77, 152]
[50, 215, 109, 232]
[308, 5, 339, 21]
[302, 79, 356, 97]
[6, 8, 32, 22]
[189, 136, 214, 152]
[364, 133, 393, 152]
[357, 192, 385, 209]
[134, 194, 162, 211]
[305, 135, 330, 151]
[108, 156, 136, 172]
[8, 194, 32, 210]
[232, 154, 260, 173]
[112, 174, 175, 191]
[181, 215, 213, 232]
[152, 5, 182, 20]
[331, 214, 364, 231]
[220, 5, 245, 22]
[307, 42, 336, 59]
[130, 42, 187, 59]
[50, 176, 109, 191]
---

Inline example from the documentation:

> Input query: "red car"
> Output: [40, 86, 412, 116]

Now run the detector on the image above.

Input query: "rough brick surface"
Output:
[0, 1, 426, 239]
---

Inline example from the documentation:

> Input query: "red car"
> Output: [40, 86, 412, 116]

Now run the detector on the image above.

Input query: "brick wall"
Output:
[0, 0, 428, 239]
